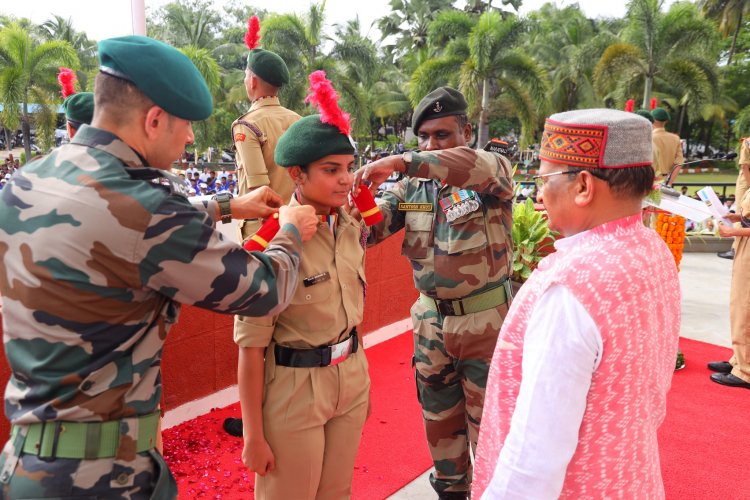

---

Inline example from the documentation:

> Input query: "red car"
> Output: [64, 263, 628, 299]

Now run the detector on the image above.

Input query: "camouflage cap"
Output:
[540, 108, 652, 169]
[275, 114, 355, 167]
[247, 49, 290, 87]
[63, 92, 94, 125]
[412, 86, 468, 133]
[651, 107, 670, 122]
[98, 35, 213, 121]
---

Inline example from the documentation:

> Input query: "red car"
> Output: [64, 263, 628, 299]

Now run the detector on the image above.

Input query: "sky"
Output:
[2, 0, 676, 42]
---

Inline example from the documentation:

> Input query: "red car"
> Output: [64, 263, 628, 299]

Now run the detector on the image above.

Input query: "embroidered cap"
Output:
[540, 109, 652, 169]
[412, 86, 468, 134]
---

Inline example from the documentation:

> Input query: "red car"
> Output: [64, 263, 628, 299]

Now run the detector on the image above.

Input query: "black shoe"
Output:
[707, 361, 732, 374]
[438, 493, 467, 500]
[675, 350, 685, 371]
[710, 372, 750, 389]
[717, 248, 735, 260]
[223, 417, 243, 437]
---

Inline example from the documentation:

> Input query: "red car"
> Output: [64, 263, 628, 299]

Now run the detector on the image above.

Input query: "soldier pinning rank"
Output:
[0, 35, 317, 499]
[355, 86, 516, 499]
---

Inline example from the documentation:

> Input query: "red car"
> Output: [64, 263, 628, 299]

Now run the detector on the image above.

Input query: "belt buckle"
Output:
[329, 338, 351, 366]
[437, 300, 456, 316]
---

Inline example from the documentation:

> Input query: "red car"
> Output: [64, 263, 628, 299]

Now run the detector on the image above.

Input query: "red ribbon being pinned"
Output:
[243, 213, 280, 252]
[352, 185, 383, 226]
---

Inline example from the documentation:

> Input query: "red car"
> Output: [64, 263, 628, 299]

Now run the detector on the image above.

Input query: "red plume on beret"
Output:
[304, 70, 351, 136]
[650, 98, 657, 110]
[58, 67, 76, 99]
[624, 99, 635, 113]
[245, 15, 261, 50]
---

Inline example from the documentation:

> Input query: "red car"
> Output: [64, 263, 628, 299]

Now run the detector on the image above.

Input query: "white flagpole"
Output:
[131, 0, 146, 36]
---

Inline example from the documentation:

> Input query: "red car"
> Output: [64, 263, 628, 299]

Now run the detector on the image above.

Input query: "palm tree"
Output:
[148, 0, 221, 49]
[411, 10, 548, 147]
[38, 15, 97, 91]
[180, 46, 222, 159]
[0, 23, 78, 161]
[377, 0, 454, 68]
[700, 0, 750, 64]
[525, 4, 618, 113]
[259, 3, 330, 111]
[594, 0, 720, 112]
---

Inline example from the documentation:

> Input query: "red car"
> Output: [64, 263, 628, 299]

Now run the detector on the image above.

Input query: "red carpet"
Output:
[163, 334, 750, 499]
[660, 338, 750, 499]
[162, 331, 431, 499]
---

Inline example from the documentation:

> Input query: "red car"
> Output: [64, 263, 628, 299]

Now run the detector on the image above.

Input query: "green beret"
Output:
[247, 49, 290, 87]
[412, 86, 468, 133]
[634, 109, 654, 123]
[63, 92, 94, 125]
[275, 115, 355, 167]
[651, 107, 670, 122]
[98, 35, 212, 121]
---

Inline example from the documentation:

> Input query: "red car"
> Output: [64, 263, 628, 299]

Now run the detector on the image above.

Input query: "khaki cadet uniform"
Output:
[736, 137, 749, 212]
[235, 197, 370, 499]
[0, 126, 303, 499]
[652, 127, 684, 177]
[729, 182, 750, 383]
[232, 96, 300, 242]
[232, 97, 301, 385]
[368, 147, 514, 496]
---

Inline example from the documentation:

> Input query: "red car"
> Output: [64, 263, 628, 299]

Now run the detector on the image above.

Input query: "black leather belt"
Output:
[274, 329, 358, 368]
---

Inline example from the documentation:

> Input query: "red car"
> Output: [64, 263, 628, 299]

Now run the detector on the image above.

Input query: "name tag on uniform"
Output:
[397, 203, 433, 212]
[303, 272, 330, 287]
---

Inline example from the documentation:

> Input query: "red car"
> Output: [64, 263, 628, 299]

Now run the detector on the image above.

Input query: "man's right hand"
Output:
[278, 205, 318, 242]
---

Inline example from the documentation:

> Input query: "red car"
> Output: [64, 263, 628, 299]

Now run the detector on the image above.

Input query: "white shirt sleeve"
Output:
[482, 284, 602, 500]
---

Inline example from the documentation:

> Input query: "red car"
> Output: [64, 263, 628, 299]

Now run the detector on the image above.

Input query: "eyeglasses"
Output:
[532, 170, 582, 190]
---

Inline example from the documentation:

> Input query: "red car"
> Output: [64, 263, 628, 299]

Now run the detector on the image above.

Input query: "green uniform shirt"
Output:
[369, 147, 515, 299]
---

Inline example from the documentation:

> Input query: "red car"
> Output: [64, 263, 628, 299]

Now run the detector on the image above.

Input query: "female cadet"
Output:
[234, 71, 370, 499]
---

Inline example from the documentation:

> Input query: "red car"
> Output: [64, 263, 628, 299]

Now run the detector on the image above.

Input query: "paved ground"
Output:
[388, 251, 734, 499]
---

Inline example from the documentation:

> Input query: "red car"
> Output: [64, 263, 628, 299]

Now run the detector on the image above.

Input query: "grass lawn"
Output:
[669, 172, 738, 197]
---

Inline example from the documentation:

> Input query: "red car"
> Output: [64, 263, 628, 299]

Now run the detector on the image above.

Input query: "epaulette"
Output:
[124, 167, 190, 198]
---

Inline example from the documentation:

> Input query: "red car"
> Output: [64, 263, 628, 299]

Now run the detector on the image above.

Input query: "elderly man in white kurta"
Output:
[473, 109, 681, 499]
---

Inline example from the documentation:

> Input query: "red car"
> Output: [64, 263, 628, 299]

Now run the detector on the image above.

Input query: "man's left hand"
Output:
[231, 186, 283, 220]
[718, 222, 736, 238]
[353, 155, 405, 196]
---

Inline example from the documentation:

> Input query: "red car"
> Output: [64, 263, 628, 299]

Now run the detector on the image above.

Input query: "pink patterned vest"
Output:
[473, 214, 681, 499]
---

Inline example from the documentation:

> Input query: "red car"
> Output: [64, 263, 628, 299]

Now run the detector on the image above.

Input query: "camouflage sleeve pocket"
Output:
[447, 210, 488, 255]
[402, 212, 433, 260]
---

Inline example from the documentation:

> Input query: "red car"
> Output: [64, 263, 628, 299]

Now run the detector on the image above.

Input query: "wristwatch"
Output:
[212, 192, 233, 224]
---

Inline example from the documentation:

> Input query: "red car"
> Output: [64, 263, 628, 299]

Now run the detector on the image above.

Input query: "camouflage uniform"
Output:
[0, 125, 303, 498]
[368, 146, 514, 496]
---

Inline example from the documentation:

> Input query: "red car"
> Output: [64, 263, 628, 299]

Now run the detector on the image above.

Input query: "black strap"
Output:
[274, 330, 358, 368]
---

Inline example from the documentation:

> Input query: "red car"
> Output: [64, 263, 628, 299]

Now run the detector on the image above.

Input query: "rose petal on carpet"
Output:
[162, 331, 431, 499]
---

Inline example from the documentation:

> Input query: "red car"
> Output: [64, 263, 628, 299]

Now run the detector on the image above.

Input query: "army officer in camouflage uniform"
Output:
[0, 36, 317, 499]
[355, 87, 514, 499]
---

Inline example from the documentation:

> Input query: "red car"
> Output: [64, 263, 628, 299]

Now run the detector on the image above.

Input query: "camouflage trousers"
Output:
[0, 436, 176, 499]
[411, 299, 508, 497]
